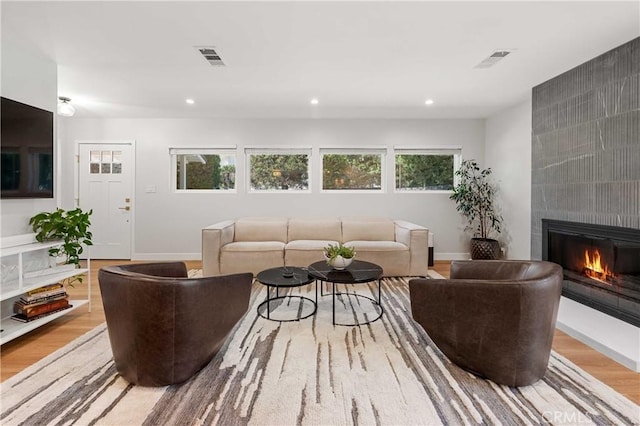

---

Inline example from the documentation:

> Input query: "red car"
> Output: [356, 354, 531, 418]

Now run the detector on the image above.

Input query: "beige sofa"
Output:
[202, 217, 429, 277]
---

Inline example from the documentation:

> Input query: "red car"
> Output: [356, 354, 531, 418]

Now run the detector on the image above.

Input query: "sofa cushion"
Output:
[234, 217, 288, 243]
[347, 241, 410, 277]
[287, 218, 342, 242]
[285, 240, 339, 268]
[341, 217, 395, 242]
[285, 240, 339, 251]
[220, 241, 285, 275]
[222, 241, 285, 252]
[346, 240, 408, 252]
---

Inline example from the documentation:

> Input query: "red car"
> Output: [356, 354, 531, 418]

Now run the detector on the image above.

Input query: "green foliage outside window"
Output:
[322, 154, 382, 190]
[395, 154, 454, 190]
[250, 154, 309, 190]
[176, 154, 235, 190]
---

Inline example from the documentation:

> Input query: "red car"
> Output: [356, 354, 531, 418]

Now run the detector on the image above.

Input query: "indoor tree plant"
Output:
[449, 160, 503, 259]
[29, 207, 93, 285]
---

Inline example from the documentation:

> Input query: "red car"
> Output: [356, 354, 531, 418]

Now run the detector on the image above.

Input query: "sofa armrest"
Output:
[202, 220, 235, 276]
[394, 220, 429, 276]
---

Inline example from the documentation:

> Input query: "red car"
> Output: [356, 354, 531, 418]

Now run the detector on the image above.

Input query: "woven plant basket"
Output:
[470, 238, 501, 260]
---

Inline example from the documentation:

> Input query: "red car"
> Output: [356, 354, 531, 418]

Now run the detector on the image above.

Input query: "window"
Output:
[90, 150, 122, 174]
[394, 149, 461, 191]
[246, 148, 310, 191]
[170, 148, 236, 192]
[321, 149, 385, 191]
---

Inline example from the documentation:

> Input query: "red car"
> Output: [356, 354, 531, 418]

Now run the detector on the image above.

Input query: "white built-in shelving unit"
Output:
[0, 234, 91, 345]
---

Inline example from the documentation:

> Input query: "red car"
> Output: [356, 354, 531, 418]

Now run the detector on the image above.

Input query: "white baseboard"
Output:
[434, 253, 469, 261]
[132, 253, 201, 261]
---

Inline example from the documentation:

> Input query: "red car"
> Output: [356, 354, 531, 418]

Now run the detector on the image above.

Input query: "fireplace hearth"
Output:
[542, 220, 640, 327]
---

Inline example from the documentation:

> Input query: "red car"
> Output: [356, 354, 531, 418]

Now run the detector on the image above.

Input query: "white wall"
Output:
[484, 99, 532, 259]
[60, 118, 484, 259]
[0, 21, 58, 237]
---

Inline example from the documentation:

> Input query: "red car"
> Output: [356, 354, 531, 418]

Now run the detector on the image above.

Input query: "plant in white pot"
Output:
[324, 243, 356, 270]
[449, 160, 503, 259]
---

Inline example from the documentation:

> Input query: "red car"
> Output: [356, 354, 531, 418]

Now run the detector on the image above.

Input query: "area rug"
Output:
[1, 276, 638, 425]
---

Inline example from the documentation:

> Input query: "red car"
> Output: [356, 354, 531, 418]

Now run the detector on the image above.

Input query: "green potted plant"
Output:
[29, 208, 93, 285]
[449, 160, 503, 259]
[324, 243, 356, 270]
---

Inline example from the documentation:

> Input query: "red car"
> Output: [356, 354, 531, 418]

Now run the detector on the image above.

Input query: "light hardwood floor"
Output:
[1, 260, 638, 404]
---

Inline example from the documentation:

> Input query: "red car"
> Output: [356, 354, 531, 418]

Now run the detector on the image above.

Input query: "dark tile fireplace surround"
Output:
[542, 219, 640, 327]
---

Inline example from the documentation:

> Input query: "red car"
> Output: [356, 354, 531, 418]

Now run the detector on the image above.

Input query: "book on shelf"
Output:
[13, 298, 70, 318]
[20, 287, 67, 303]
[11, 304, 73, 323]
[15, 294, 68, 310]
[25, 283, 63, 296]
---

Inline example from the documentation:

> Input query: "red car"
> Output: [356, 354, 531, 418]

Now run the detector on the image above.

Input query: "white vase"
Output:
[326, 255, 354, 270]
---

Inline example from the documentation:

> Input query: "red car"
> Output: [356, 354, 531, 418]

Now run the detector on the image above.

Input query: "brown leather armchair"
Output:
[98, 262, 253, 386]
[409, 260, 563, 387]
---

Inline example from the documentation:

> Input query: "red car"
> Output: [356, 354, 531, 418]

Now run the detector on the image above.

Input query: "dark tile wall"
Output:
[531, 38, 640, 259]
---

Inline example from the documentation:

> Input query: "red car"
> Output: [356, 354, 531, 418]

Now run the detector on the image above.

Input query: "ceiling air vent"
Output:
[195, 46, 225, 67]
[474, 49, 514, 69]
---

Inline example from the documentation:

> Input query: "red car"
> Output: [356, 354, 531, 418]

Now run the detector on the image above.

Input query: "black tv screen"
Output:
[1, 97, 54, 199]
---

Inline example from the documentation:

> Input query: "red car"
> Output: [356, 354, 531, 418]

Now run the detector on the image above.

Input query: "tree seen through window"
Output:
[395, 154, 454, 190]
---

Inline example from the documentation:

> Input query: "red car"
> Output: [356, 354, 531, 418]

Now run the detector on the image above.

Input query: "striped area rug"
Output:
[2, 276, 638, 425]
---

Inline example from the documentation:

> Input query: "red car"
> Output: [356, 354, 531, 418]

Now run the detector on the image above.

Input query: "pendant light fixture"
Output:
[57, 96, 75, 117]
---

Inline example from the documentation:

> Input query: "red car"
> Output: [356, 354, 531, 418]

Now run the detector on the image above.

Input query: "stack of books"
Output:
[12, 283, 72, 323]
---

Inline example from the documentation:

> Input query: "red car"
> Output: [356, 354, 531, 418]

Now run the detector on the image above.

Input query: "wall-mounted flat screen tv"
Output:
[1, 97, 54, 199]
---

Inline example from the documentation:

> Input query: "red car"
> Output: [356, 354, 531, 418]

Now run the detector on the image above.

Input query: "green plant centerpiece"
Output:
[29, 208, 93, 285]
[324, 243, 356, 270]
[449, 159, 503, 259]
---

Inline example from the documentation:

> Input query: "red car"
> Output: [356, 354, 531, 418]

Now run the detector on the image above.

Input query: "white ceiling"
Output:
[3, 1, 639, 119]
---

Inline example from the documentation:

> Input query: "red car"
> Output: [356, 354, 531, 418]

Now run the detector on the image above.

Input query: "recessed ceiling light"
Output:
[186, 99, 195, 105]
[425, 99, 434, 106]
[310, 98, 319, 105]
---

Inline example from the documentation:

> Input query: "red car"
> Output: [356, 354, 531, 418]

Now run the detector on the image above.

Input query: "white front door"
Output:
[78, 143, 134, 259]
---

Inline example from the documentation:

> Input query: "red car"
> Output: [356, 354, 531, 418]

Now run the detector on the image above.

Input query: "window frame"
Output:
[320, 148, 386, 193]
[170, 147, 238, 193]
[393, 147, 462, 193]
[245, 147, 312, 193]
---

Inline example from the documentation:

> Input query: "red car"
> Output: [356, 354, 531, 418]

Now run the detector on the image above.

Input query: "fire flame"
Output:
[584, 249, 614, 282]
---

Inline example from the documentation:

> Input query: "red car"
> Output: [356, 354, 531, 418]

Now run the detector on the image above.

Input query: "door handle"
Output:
[118, 206, 131, 211]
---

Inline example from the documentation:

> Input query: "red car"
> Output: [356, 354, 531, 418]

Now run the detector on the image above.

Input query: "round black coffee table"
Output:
[307, 260, 383, 326]
[256, 266, 316, 322]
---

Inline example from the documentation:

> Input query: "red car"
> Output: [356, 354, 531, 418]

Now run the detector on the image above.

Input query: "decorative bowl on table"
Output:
[324, 243, 356, 270]
[325, 255, 354, 270]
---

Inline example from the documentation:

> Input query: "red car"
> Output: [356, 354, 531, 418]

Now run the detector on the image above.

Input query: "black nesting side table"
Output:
[256, 266, 316, 322]
[307, 260, 383, 326]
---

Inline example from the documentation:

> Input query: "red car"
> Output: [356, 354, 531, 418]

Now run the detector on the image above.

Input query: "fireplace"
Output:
[542, 219, 640, 327]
